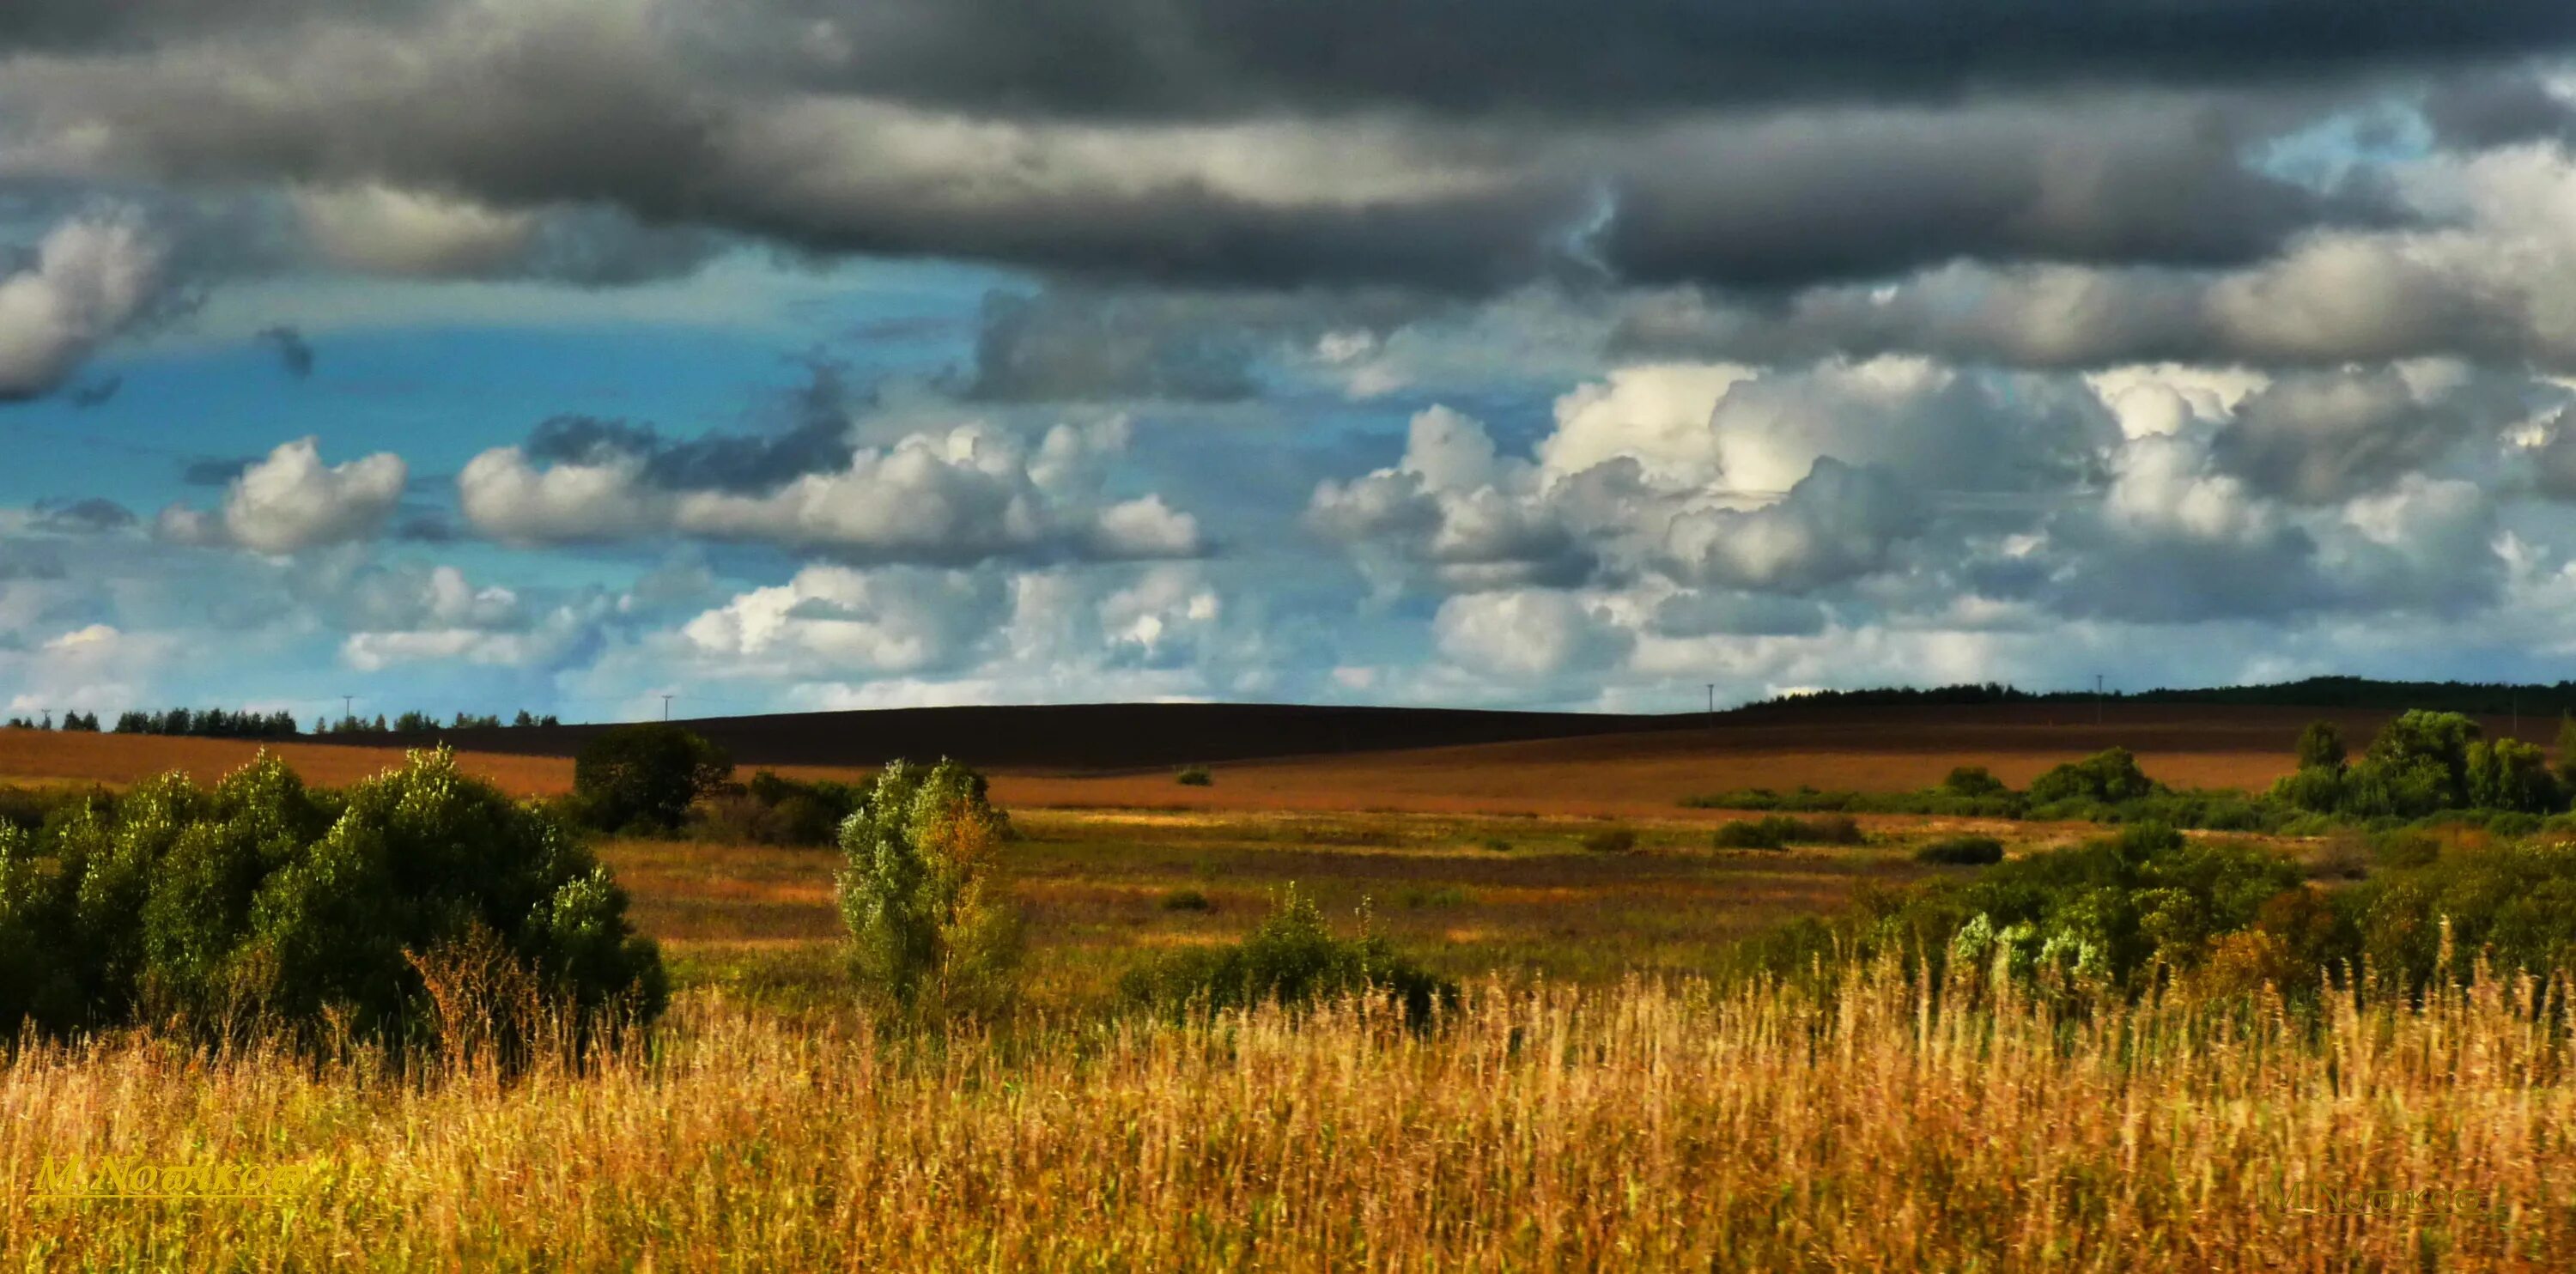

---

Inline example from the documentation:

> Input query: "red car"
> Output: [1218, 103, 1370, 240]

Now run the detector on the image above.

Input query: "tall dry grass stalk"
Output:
[3, 961, 2572, 1270]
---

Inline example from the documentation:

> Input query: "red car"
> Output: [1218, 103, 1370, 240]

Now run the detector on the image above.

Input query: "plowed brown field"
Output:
[0, 701, 2464, 816]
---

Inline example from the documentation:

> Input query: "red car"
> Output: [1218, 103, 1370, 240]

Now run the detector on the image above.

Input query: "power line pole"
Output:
[661, 694, 675, 723]
[1706, 683, 1716, 731]
[342, 695, 355, 724]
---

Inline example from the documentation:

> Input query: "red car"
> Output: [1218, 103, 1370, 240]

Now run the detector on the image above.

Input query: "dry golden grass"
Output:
[5, 743, 2570, 1267]
[7, 965, 2573, 1269]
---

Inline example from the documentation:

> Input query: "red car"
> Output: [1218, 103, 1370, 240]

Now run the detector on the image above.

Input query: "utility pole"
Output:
[1706, 683, 1716, 731]
[342, 695, 355, 724]
[661, 694, 675, 723]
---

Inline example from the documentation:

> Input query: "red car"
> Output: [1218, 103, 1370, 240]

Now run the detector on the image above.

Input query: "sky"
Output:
[9, 4, 2576, 723]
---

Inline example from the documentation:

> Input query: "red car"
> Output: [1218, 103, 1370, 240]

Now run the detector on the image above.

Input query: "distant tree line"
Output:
[1693, 709, 2576, 833]
[315, 710, 560, 737]
[3, 707, 567, 738]
[1750, 676, 2576, 718]
[113, 708, 301, 738]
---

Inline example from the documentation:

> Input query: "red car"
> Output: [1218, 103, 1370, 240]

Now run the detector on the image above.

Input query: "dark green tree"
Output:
[2293, 720, 2347, 772]
[572, 724, 733, 834]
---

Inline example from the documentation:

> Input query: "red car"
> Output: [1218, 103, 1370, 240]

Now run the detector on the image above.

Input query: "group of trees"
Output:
[1753, 816, 2576, 1005]
[2271, 712, 2573, 819]
[113, 707, 301, 738]
[1753, 676, 2576, 718]
[318, 710, 562, 737]
[5, 707, 568, 739]
[0, 750, 665, 1046]
[565, 723, 860, 846]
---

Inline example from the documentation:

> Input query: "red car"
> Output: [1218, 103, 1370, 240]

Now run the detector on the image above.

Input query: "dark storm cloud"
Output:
[713, 0, 2576, 119]
[254, 325, 313, 378]
[953, 287, 1442, 403]
[2421, 72, 2576, 148]
[0, 0, 428, 52]
[7, 3, 2427, 297]
[1601, 104, 2393, 288]
[65, 377, 123, 409]
[31, 496, 137, 534]
[519, 362, 862, 494]
[960, 290, 1261, 403]
[2209, 369, 2525, 504]
[181, 457, 253, 487]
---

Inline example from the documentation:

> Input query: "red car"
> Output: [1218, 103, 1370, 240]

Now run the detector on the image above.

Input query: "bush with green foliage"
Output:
[0, 784, 111, 832]
[0, 749, 665, 1046]
[1160, 889, 1214, 913]
[1913, 835, 2004, 865]
[2344, 841, 2576, 992]
[693, 770, 865, 846]
[1731, 824, 2311, 998]
[836, 758, 1024, 1021]
[1119, 888, 1455, 1025]
[1582, 827, 1639, 853]
[2468, 737, 2561, 813]
[1175, 765, 1213, 787]
[1685, 783, 2021, 819]
[1940, 766, 2009, 798]
[1712, 814, 1864, 850]
[572, 724, 734, 834]
[2026, 748, 2160, 806]
[2294, 720, 2348, 772]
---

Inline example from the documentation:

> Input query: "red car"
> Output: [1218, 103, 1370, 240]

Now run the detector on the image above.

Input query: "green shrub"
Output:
[1160, 889, 1215, 913]
[572, 724, 733, 834]
[0, 784, 111, 832]
[2294, 720, 2348, 772]
[1744, 822, 2312, 998]
[691, 770, 863, 846]
[1175, 766, 1214, 787]
[2368, 827, 2441, 870]
[1713, 815, 1863, 851]
[0, 749, 665, 1048]
[2346, 841, 2576, 992]
[1914, 835, 2004, 865]
[1941, 767, 2009, 798]
[1118, 889, 1455, 1024]
[1789, 814, 1865, 845]
[1712, 819, 1785, 850]
[836, 758, 1024, 1022]
[1583, 827, 1638, 853]
[2467, 737, 2561, 813]
[2026, 748, 2160, 805]
[1477, 836, 1514, 852]
[1399, 884, 1473, 909]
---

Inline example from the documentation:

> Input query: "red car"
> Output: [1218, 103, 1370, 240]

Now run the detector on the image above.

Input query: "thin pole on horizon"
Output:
[2095, 674, 2105, 727]
[661, 694, 675, 723]
[1707, 683, 1716, 731]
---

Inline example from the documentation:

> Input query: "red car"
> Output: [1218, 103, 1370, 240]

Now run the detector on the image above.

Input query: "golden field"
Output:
[6, 729, 2574, 1269]
[6, 967, 2570, 1269]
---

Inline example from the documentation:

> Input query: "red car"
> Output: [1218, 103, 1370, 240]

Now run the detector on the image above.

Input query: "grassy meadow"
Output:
[6, 737, 2576, 1268]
